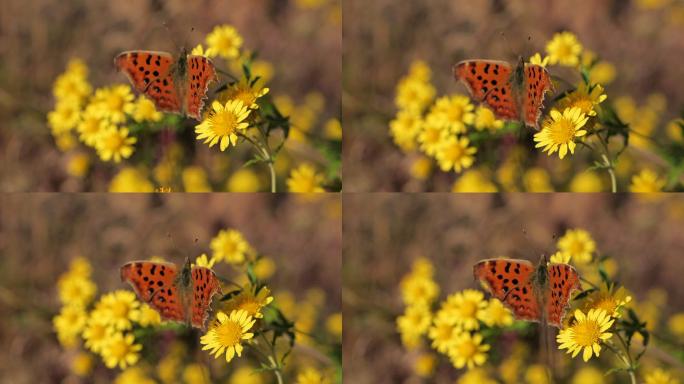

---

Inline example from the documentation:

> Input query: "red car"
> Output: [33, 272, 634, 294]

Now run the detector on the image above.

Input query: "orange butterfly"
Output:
[120, 259, 222, 329]
[454, 57, 553, 129]
[115, 50, 217, 120]
[473, 256, 581, 328]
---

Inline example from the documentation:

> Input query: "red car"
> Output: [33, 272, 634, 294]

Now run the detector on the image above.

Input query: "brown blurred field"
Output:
[0, 194, 341, 382]
[0, 0, 341, 191]
[343, 0, 684, 191]
[343, 193, 684, 383]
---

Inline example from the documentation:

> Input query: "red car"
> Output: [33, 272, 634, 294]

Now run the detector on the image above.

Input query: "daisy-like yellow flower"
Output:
[109, 167, 155, 193]
[211, 229, 252, 264]
[228, 366, 265, 384]
[200, 310, 256, 363]
[474, 106, 504, 131]
[397, 304, 432, 349]
[226, 168, 262, 192]
[557, 308, 614, 362]
[138, 304, 162, 327]
[523, 167, 554, 192]
[219, 78, 270, 110]
[557, 228, 596, 263]
[287, 163, 326, 193]
[448, 332, 490, 369]
[630, 169, 666, 194]
[546, 31, 583, 67]
[101, 332, 142, 369]
[529, 53, 550, 67]
[57, 272, 97, 308]
[390, 110, 423, 152]
[557, 83, 607, 117]
[428, 316, 462, 353]
[395, 62, 436, 113]
[53, 62, 92, 103]
[90, 84, 135, 123]
[534, 107, 588, 159]
[589, 61, 617, 85]
[296, 366, 332, 384]
[570, 170, 604, 192]
[195, 99, 251, 151]
[399, 272, 439, 307]
[48, 100, 82, 135]
[82, 316, 113, 353]
[77, 108, 110, 147]
[452, 169, 498, 192]
[205, 25, 243, 60]
[130, 96, 163, 123]
[418, 114, 448, 156]
[458, 368, 498, 384]
[644, 368, 681, 384]
[549, 251, 572, 264]
[414, 352, 437, 378]
[98, 290, 141, 330]
[115, 367, 156, 384]
[223, 285, 274, 319]
[95, 125, 137, 163]
[182, 166, 212, 192]
[435, 136, 477, 173]
[191, 44, 208, 57]
[480, 299, 514, 327]
[435, 289, 487, 330]
[192, 253, 217, 269]
[584, 286, 632, 318]
[71, 352, 94, 377]
[428, 95, 475, 134]
[53, 305, 88, 348]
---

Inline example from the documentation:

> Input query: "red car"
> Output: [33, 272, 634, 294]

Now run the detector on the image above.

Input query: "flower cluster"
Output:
[52, 228, 339, 382]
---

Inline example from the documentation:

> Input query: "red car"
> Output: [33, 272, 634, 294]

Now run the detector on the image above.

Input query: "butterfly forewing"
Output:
[184, 55, 217, 120]
[454, 60, 519, 121]
[120, 261, 185, 322]
[522, 64, 554, 129]
[474, 258, 540, 322]
[190, 266, 222, 329]
[545, 263, 581, 327]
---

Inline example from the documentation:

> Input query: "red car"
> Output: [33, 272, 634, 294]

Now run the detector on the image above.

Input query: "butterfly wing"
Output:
[454, 60, 519, 121]
[190, 266, 222, 329]
[120, 261, 185, 322]
[184, 55, 217, 120]
[114, 50, 182, 114]
[522, 64, 554, 129]
[474, 258, 540, 322]
[545, 263, 581, 327]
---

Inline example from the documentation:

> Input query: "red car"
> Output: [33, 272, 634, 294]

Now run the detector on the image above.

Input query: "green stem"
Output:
[238, 132, 277, 192]
[605, 336, 637, 384]
[596, 133, 617, 193]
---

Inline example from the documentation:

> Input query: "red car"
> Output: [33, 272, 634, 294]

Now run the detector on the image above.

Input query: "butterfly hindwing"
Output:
[190, 266, 222, 329]
[184, 55, 217, 120]
[120, 261, 185, 322]
[523, 63, 553, 129]
[545, 263, 581, 327]
[474, 258, 540, 322]
[454, 60, 519, 121]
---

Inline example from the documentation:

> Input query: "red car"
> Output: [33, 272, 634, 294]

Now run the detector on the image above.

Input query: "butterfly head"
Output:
[533, 254, 549, 288]
[180, 257, 192, 287]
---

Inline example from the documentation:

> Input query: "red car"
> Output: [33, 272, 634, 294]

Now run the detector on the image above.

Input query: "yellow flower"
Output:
[630, 169, 665, 194]
[417, 114, 448, 156]
[115, 366, 156, 384]
[182, 166, 212, 192]
[229, 366, 265, 384]
[525, 364, 550, 384]
[130, 96, 163, 123]
[219, 79, 269, 110]
[428, 95, 475, 134]
[324, 118, 342, 140]
[557, 228, 596, 263]
[138, 304, 162, 327]
[109, 167, 155, 192]
[211, 229, 251, 264]
[557, 308, 614, 362]
[57, 272, 96, 308]
[95, 126, 137, 163]
[53, 60, 92, 104]
[326, 312, 342, 338]
[549, 251, 572, 264]
[534, 107, 588, 160]
[666, 118, 684, 143]
[448, 332, 490, 369]
[101, 332, 142, 369]
[570, 170, 604, 192]
[191, 44, 208, 57]
[193, 253, 217, 269]
[644, 368, 680, 384]
[668, 312, 684, 339]
[200, 310, 256, 362]
[452, 169, 498, 192]
[223, 285, 274, 319]
[91, 84, 135, 123]
[183, 363, 210, 384]
[53, 305, 88, 347]
[414, 352, 437, 378]
[67, 152, 91, 178]
[458, 368, 498, 384]
[287, 163, 326, 193]
[390, 110, 423, 152]
[636, 0, 673, 10]
[295, 366, 331, 384]
[523, 167, 554, 192]
[399, 272, 439, 307]
[436, 289, 487, 330]
[435, 136, 477, 173]
[571, 366, 606, 384]
[82, 316, 113, 353]
[205, 24, 243, 60]
[397, 304, 432, 349]
[557, 83, 607, 117]
[48, 100, 82, 134]
[98, 290, 141, 330]
[584, 286, 632, 318]
[546, 31, 583, 67]
[195, 100, 251, 151]
[474, 105, 504, 131]
[589, 61, 617, 85]
[395, 77, 436, 114]
[481, 299, 514, 327]
[254, 257, 276, 280]
[71, 352, 94, 377]
[428, 316, 462, 353]
[226, 168, 262, 192]
[529, 53, 550, 67]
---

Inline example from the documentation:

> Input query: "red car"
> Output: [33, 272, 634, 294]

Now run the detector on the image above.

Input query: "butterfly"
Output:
[454, 57, 553, 129]
[120, 258, 222, 329]
[473, 256, 581, 328]
[114, 49, 217, 120]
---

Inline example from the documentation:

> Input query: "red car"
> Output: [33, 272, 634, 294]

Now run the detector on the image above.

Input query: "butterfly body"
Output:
[115, 49, 217, 120]
[473, 256, 580, 328]
[454, 57, 553, 129]
[120, 258, 222, 329]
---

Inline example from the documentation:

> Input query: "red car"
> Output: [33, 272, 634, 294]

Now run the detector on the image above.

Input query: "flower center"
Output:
[460, 300, 477, 317]
[593, 298, 616, 315]
[557, 43, 573, 59]
[550, 118, 576, 144]
[458, 340, 477, 358]
[568, 240, 584, 255]
[109, 340, 128, 358]
[212, 111, 238, 136]
[216, 320, 242, 347]
[574, 320, 601, 347]
[445, 143, 464, 162]
[237, 299, 260, 315]
[108, 95, 123, 111]
[105, 133, 124, 150]
[112, 301, 129, 318]
[447, 104, 463, 121]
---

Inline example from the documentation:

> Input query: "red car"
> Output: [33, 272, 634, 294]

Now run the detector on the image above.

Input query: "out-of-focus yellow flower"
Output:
[130, 96, 163, 123]
[192, 253, 217, 269]
[399, 272, 439, 307]
[523, 167, 554, 192]
[205, 24, 243, 60]
[48, 100, 82, 135]
[97, 290, 141, 330]
[435, 289, 486, 330]
[57, 273, 96, 309]
[525, 364, 550, 384]
[557, 228, 596, 263]
[414, 352, 437, 378]
[138, 303, 162, 327]
[66, 153, 90, 178]
[53, 305, 88, 348]
[95, 125, 137, 163]
[643, 368, 680, 384]
[75, 107, 107, 146]
[409, 156, 433, 180]
[481, 298, 514, 327]
[223, 285, 274, 319]
[218, 78, 269, 110]
[666, 119, 684, 143]
[427, 95, 475, 135]
[200, 310, 255, 362]
[395, 61, 436, 113]
[183, 363, 210, 384]
[109, 167, 155, 192]
[571, 366, 606, 384]
[630, 169, 665, 196]
[82, 315, 113, 353]
[557, 83, 607, 117]
[557, 308, 614, 362]
[226, 168, 262, 192]
[90, 84, 135, 124]
[190, 44, 208, 57]
[435, 136, 477, 173]
[274, 95, 295, 117]
[546, 31, 583, 67]
[253, 256, 276, 280]
[549, 251, 572, 264]
[458, 368, 498, 384]
[534, 107, 588, 160]
[287, 163, 326, 193]
[71, 352, 94, 377]
[417, 114, 448, 156]
[53, 58, 92, 104]
[324, 118, 342, 140]
[452, 169, 497, 192]
[115, 366, 156, 384]
[397, 304, 432, 349]
[474, 105, 504, 131]
[584, 286, 632, 318]
[428, 316, 462, 353]
[570, 170, 604, 192]
[182, 166, 212, 192]
[326, 312, 342, 338]
[447, 332, 490, 369]
[589, 61, 616, 85]
[195, 100, 250, 151]
[636, 0, 673, 10]
[295, 366, 332, 384]
[668, 312, 684, 340]
[529, 53, 550, 67]
[229, 366, 265, 384]
[390, 110, 422, 152]
[101, 332, 142, 369]
[500, 355, 523, 384]
[295, 0, 327, 9]
[211, 229, 252, 264]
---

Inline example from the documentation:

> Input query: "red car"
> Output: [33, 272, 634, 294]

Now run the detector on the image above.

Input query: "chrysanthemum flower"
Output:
[98, 290, 141, 330]
[435, 136, 477, 173]
[452, 169, 498, 192]
[138, 304, 162, 327]
[546, 31, 583, 67]
[549, 251, 572, 264]
[480, 299, 514, 327]
[428, 95, 475, 135]
[435, 289, 487, 330]
[557, 83, 607, 117]
[395, 65, 436, 113]
[644, 368, 681, 384]
[557, 308, 614, 362]
[390, 110, 423, 152]
[192, 253, 217, 269]
[529, 53, 550, 67]
[219, 79, 269, 110]
[210, 229, 252, 264]
[584, 286, 632, 318]
[200, 310, 256, 363]
[286, 163, 326, 193]
[109, 167, 155, 193]
[101, 332, 142, 369]
[226, 168, 262, 192]
[77, 108, 110, 147]
[418, 114, 449, 156]
[53, 67, 92, 105]
[474, 106, 504, 131]
[90, 85, 135, 124]
[57, 273, 97, 308]
[95, 125, 137, 163]
[428, 316, 462, 353]
[205, 25, 243, 60]
[534, 107, 588, 160]
[557, 228, 596, 263]
[195, 100, 250, 151]
[397, 304, 432, 349]
[82, 316, 113, 353]
[411, 257, 435, 277]
[630, 169, 665, 194]
[53, 305, 88, 347]
[130, 96, 162, 123]
[447, 332, 490, 369]
[48, 100, 82, 134]
[223, 285, 274, 319]
[399, 273, 439, 307]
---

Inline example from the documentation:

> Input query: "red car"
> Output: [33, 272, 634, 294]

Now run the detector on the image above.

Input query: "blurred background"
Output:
[0, 0, 341, 191]
[0, 193, 341, 382]
[343, 193, 684, 382]
[343, 0, 684, 191]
